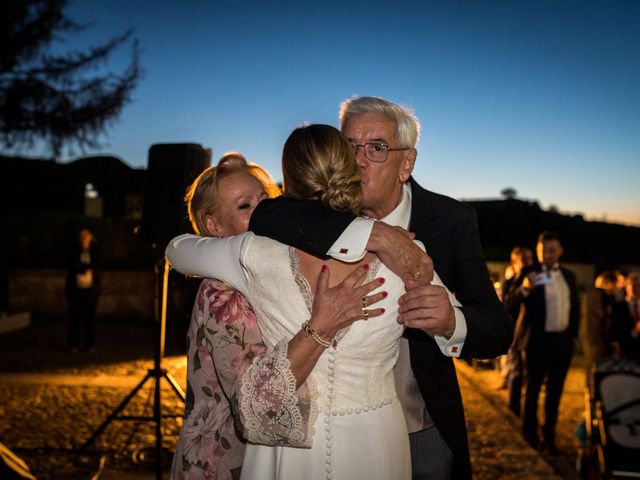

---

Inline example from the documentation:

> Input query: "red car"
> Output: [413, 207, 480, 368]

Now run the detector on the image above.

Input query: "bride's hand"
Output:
[309, 264, 387, 340]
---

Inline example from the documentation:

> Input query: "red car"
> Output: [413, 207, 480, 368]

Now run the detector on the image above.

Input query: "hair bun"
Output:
[320, 177, 361, 214]
[282, 124, 362, 215]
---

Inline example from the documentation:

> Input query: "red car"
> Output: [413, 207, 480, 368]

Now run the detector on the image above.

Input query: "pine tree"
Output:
[0, 0, 141, 158]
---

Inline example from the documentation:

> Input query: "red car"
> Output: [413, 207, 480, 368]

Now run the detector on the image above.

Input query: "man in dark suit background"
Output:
[514, 231, 580, 454]
[249, 96, 512, 479]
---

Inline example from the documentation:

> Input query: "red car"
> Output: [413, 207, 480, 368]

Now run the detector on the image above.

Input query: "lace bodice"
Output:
[242, 234, 405, 410]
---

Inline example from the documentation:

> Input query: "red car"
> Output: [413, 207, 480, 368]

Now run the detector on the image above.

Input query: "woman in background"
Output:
[586, 270, 623, 368]
[65, 227, 101, 352]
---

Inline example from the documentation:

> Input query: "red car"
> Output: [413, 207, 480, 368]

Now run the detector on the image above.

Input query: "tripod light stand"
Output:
[79, 256, 185, 480]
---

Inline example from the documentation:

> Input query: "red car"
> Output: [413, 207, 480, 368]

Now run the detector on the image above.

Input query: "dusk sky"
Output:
[13, 0, 640, 226]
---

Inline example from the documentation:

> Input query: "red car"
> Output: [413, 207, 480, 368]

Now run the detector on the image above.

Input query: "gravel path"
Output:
[1, 314, 588, 479]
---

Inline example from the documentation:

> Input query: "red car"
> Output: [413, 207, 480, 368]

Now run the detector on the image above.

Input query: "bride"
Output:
[167, 124, 456, 480]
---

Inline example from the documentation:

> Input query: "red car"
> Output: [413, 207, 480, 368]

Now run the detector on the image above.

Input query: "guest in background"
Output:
[514, 232, 580, 454]
[503, 247, 534, 314]
[501, 246, 533, 415]
[610, 272, 640, 360]
[585, 270, 623, 368]
[65, 227, 101, 352]
[503, 248, 533, 293]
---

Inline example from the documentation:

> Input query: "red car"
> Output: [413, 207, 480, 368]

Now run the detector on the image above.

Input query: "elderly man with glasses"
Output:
[250, 96, 512, 480]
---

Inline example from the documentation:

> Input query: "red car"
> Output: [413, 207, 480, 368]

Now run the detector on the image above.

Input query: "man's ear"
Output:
[204, 214, 223, 237]
[398, 148, 417, 183]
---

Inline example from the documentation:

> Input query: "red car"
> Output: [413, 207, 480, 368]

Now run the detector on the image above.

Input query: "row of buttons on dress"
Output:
[323, 346, 336, 479]
[322, 344, 394, 479]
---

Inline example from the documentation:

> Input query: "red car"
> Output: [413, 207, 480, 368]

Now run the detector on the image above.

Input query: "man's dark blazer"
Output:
[513, 265, 580, 352]
[249, 177, 513, 479]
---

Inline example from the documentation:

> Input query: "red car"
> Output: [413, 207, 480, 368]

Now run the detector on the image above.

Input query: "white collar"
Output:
[379, 183, 412, 229]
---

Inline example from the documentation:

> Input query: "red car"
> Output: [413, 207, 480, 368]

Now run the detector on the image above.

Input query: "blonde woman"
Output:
[171, 153, 385, 480]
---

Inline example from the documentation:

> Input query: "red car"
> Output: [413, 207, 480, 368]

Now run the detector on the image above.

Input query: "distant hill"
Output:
[466, 198, 640, 266]
[0, 155, 145, 217]
[1, 155, 150, 269]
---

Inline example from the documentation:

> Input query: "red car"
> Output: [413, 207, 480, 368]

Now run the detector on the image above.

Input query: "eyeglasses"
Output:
[349, 141, 410, 163]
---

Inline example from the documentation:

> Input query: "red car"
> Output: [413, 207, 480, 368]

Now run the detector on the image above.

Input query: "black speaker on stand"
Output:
[80, 143, 212, 479]
[142, 143, 213, 247]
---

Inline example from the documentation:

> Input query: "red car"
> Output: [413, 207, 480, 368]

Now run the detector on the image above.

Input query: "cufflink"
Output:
[451, 346, 458, 353]
[339, 248, 349, 254]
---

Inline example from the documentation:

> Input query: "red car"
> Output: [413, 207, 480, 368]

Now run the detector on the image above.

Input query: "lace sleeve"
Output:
[237, 340, 317, 448]
[200, 280, 316, 448]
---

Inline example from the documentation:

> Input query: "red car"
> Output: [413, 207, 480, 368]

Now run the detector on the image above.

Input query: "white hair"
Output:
[339, 96, 421, 148]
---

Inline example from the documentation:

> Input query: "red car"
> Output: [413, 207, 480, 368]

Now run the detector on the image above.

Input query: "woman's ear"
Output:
[204, 214, 223, 237]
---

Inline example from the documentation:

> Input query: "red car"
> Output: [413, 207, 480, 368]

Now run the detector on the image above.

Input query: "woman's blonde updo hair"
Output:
[185, 152, 281, 235]
[282, 124, 361, 215]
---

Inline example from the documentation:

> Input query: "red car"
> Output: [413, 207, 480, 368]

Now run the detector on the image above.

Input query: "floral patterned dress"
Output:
[170, 279, 313, 480]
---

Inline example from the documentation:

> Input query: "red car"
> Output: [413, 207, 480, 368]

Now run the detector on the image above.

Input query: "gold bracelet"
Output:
[302, 321, 333, 348]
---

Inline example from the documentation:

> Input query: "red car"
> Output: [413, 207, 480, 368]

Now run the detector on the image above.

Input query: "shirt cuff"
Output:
[326, 217, 374, 262]
[434, 307, 467, 358]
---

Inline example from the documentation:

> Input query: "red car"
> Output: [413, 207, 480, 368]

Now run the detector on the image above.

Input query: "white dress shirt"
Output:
[328, 183, 468, 357]
[542, 264, 571, 332]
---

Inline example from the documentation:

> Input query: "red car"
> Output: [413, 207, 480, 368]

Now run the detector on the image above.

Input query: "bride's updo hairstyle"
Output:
[282, 124, 361, 215]
[186, 152, 280, 235]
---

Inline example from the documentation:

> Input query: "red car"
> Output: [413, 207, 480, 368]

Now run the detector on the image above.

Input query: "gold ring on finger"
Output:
[362, 308, 369, 321]
[361, 296, 367, 309]
[412, 271, 421, 280]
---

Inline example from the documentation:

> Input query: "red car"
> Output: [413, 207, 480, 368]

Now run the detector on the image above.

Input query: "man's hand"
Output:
[397, 277, 456, 338]
[522, 271, 550, 293]
[366, 221, 434, 283]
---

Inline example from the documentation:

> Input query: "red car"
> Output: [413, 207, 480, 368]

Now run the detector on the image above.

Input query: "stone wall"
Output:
[11, 262, 638, 321]
[10, 269, 155, 318]
[9, 268, 202, 322]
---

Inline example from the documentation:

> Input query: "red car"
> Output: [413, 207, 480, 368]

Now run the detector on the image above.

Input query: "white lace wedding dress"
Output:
[238, 234, 410, 480]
